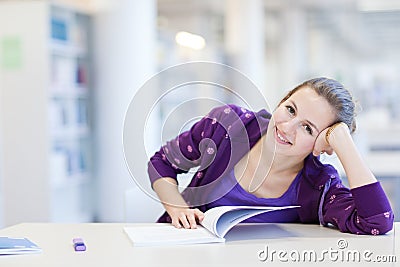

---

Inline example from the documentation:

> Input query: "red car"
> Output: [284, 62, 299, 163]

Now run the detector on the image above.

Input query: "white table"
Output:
[0, 223, 398, 267]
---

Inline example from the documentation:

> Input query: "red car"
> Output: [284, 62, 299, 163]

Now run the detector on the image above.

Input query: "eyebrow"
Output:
[289, 100, 320, 133]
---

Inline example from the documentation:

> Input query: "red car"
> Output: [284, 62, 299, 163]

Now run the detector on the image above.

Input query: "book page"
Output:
[215, 208, 279, 237]
[124, 206, 299, 246]
[123, 224, 224, 247]
[201, 206, 300, 238]
[200, 206, 245, 235]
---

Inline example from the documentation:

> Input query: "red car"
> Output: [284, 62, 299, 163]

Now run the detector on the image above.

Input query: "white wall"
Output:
[93, 0, 157, 222]
[0, 1, 50, 227]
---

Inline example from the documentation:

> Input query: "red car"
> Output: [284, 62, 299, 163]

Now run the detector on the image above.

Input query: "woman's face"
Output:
[270, 86, 336, 157]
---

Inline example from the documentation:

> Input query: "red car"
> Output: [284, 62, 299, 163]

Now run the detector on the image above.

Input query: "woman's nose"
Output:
[281, 118, 299, 133]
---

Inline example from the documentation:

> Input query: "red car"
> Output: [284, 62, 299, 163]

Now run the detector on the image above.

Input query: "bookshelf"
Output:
[48, 4, 93, 222]
[0, 1, 94, 225]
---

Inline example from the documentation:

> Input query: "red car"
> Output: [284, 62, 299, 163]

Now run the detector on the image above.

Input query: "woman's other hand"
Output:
[166, 206, 204, 229]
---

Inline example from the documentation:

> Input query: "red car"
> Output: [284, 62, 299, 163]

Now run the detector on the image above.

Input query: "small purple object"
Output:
[73, 238, 86, 251]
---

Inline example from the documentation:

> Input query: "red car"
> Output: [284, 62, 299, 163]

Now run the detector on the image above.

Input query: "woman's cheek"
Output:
[300, 136, 316, 152]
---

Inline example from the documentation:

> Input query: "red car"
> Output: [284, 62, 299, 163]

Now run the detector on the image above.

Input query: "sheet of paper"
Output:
[124, 224, 224, 247]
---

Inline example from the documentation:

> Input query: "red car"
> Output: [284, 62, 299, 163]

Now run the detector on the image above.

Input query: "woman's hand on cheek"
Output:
[312, 128, 334, 156]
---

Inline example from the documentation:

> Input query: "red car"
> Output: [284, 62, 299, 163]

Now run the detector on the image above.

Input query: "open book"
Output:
[124, 205, 299, 246]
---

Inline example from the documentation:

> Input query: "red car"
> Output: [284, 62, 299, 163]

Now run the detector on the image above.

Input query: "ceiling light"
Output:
[175, 31, 206, 50]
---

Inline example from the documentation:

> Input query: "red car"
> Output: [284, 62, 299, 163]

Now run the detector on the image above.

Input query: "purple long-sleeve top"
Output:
[148, 104, 394, 235]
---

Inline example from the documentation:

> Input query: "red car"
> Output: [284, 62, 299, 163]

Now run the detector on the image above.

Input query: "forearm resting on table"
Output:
[329, 126, 377, 189]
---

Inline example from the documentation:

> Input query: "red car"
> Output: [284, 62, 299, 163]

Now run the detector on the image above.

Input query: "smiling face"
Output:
[269, 86, 336, 157]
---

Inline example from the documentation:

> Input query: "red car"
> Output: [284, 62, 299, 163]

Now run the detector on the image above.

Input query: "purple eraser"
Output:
[73, 237, 86, 251]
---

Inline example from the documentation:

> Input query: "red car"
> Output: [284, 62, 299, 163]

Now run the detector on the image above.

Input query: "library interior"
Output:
[0, 0, 400, 229]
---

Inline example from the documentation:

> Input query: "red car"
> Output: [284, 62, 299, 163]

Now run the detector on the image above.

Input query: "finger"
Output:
[312, 149, 320, 157]
[325, 147, 334, 155]
[193, 209, 205, 222]
[186, 213, 198, 229]
[179, 213, 191, 229]
[171, 217, 182, 229]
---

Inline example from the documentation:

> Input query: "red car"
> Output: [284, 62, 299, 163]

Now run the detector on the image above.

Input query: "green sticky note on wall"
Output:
[1, 36, 23, 70]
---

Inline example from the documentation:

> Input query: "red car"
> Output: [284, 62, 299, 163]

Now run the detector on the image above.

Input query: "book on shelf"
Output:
[51, 17, 68, 42]
[0, 237, 42, 255]
[124, 205, 299, 247]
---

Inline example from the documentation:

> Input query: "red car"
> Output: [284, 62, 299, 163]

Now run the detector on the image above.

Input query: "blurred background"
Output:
[0, 0, 399, 227]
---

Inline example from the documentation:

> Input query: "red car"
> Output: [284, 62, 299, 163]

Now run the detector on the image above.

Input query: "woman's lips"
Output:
[275, 127, 292, 145]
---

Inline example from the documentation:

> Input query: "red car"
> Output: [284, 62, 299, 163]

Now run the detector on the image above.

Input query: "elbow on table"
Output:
[351, 212, 395, 235]
[373, 215, 395, 235]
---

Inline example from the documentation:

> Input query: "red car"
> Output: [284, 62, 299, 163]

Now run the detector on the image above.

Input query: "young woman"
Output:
[148, 77, 394, 235]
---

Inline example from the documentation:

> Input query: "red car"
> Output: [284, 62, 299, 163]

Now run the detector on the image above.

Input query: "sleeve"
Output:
[322, 178, 394, 235]
[147, 104, 243, 186]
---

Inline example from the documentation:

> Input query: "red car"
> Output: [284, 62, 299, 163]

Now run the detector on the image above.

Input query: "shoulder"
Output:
[199, 104, 271, 145]
[205, 104, 251, 119]
[205, 104, 271, 127]
[206, 104, 270, 118]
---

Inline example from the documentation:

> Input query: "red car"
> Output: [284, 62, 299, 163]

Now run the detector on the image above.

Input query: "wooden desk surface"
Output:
[0, 223, 398, 267]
